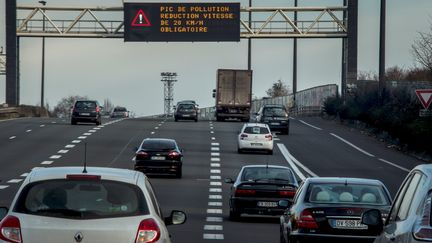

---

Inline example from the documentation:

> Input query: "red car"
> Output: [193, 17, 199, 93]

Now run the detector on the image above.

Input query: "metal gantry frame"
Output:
[15, 5, 347, 38]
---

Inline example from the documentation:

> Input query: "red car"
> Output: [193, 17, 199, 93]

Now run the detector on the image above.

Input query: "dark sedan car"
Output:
[134, 138, 183, 178]
[225, 165, 298, 220]
[280, 177, 392, 243]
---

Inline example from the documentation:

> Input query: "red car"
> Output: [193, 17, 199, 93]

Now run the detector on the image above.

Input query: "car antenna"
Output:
[83, 142, 88, 173]
[344, 179, 348, 186]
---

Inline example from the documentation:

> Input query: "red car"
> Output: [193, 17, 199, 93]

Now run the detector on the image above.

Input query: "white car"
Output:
[0, 167, 186, 243]
[237, 123, 274, 154]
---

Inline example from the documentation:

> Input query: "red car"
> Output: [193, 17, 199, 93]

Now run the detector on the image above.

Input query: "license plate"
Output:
[80, 112, 90, 116]
[270, 122, 280, 125]
[250, 143, 263, 146]
[257, 201, 278, 207]
[151, 156, 165, 160]
[334, 220, 368, 229]
[182, 114, 190, 117]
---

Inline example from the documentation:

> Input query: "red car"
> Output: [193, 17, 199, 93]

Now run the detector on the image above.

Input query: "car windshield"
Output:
[263, 107, 287, 117]
[241, 167, 296, 184]
[243, 126, 270, 134]
[14, 179, 149, 219]
[142, 140, 176, 151]
[75, 101, 96, 109]
[306, 183, 390, 206]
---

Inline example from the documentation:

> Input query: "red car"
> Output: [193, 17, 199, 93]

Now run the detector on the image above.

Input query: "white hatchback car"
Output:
[237, 123, 274, 154]
[0, 167, 186, 243]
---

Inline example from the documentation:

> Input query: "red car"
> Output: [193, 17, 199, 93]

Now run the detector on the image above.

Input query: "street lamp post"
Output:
[39, 0, 46, 108]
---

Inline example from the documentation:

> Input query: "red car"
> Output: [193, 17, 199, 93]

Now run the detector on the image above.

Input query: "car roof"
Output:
[143, 138, 176, 142]
[243, 123, 269, 128]
[305, 177, 385, 186]
[413, 164, 432, 175]
[27, 167, 142, 185]
[242, 165, 292, 170]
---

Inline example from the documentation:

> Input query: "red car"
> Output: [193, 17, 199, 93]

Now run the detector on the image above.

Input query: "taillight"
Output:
[136, 151, 149, 160]
[279, 190, 296, 197]
[265, 134, 273, 140]
[414, 195, 432, 240]
[96, 106, 101, 113]
[297, 209, 318, 229]
[168, 151, 180, 159]
[135, 218, 160, 243]
[0, 215, 22, 243]
[235, 189, 256, 197]
[240, 134, 248, 139]
[66, 174, 101, 180]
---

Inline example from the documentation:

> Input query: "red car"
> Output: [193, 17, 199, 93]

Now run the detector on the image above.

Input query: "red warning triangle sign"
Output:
[415, 89, 432, 109]
[131, 9, 151, 27]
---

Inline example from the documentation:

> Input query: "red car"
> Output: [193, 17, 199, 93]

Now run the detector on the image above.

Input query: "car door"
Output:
[377, 171, 426, 243]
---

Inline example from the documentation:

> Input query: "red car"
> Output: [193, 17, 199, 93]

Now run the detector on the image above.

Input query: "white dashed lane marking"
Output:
[72, 140, 81, 143]
[206, 217, 223, 222]
[210, 175, 221, 180]
[0, 186, 10, 190]
[41, 161, 54, 165]
[211, 152, 220, 156]
[210, 181, 222, 186]
[58, 150, 69, 154]
[78, 136, 87, 139]
[210, 163, 220, 167]
[211, 158, 220, 162]
[40, 125, 45, 127]
[210, 169, 221, 174]
[211, 143, 220, 146]
[151, 132, 155, 135]
[209, 195, 222, 200]
[211, 147, 220, 151]
[330, 133, 375, 157]
[49, 155, 62, 159]
[209, 188, 222, 193]
[89, 130, 97, 133]
[83, 133, 92, 136]
[208, 202, 222, 206]
[204, 225, 223, 231]
[65, 145, 75, 148]
[20, 173, 29, 177]
[203, 234, 224, 240]
[8, 179, 23, 183]
[9, 136, 16, 140]
[207, 209, 223, 214]
[26, 130, 32, 133]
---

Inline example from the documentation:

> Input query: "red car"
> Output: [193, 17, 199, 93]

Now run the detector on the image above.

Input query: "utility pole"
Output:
[293, 0, 298, 102]
[161, 72, 177, 117]
[379, 0, 386, 93]
[247, 0, 252, 70]
[39, 0, 47, 108]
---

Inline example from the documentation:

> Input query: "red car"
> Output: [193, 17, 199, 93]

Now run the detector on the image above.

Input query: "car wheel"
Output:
[279, 226, 286, 243]
[216, 116, 223, 122]
[268, 149, 273, 155]
[194, 118, 198, 122]
[284, 127, 289, 135]
[237, 148, 243, 154]
[229, 209, 240, 221]
[71, 119, 77, 125]
[176, 169, 182, 178]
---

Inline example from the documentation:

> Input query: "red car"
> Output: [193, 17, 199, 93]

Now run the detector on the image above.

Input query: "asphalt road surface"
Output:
[0, 116, 424, 242]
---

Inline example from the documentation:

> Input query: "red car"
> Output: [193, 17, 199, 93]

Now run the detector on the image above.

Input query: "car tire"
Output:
[216, 116, 223, 122]
[279, 227, 287, 243]
[229, 209, 240, 221]
[176, 169, 182, 178]
[71, 119, 77, 125]
[268, 149, 273, 155]
[194, 118, 198, 122]
[237, 148, 243, 154]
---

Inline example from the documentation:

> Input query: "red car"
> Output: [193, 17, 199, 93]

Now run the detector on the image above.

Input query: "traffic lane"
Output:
[215, 121, 290, 243]
[279, 118, 409, 196]
[0, 117, 55, 148]
[0, 118, 100, 206]
[146, 120, 213, 243]
[54, 118, 160, 169]
[297, 117, 424, 170]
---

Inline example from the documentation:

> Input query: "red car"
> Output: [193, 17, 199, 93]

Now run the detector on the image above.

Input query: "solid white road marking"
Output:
[277, 144, 319, 180]
[208, 201, 223, 206]
[72, 140, 81, 143]
[378, 158, 410, 172]
[207, 209, 223, 214]
[210, 181, 222, 186]
[203, 234, 224, 240]
[9, 136, 16, 140]
[0, 186, 10, 190]
[211, 158, 220, 162]
[330, 133, 375, 157]
[210, 188, 222, 193]
[20, 173, 29, 177]
[210, 175, 221, 180]
[65, 145, 75, 148]
[41, 161, 54, 165]
[8, 179, 23, 183]
[204, 225, 223, 231]
[58, 150, 69, 154]
[206, 217, 223, 222]
[211, 152, 220, 156]
[209, 195, 222, 200]
[49, 155, 62, 159]
[299, 120, 323, 130]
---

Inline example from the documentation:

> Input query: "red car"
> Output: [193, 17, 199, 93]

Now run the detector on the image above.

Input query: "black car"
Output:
[134, 138, 183, 178]
[279, 177, 392, 243]
[110, 106, 129, 118]
[225, 165, 298, 220]
[255, 104, 290, 135]
[71, 100, 102, 125]
[174, 103, 198, 122]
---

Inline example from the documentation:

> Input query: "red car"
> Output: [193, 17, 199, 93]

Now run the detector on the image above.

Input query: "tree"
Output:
[52, 95, 88, 118]
[412, 25, 432, 79]
[266, 79, 290, 98]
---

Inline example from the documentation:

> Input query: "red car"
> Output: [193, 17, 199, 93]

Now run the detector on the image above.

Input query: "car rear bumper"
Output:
[238, 140, 273, 150]
[175, 114, 197, 120]
[134, 161, 182, 175]
[71, 116, 99, 122]
[266, 122, 289, 131]
[230, 198, 287, 215]
[289, 232, 376, 243]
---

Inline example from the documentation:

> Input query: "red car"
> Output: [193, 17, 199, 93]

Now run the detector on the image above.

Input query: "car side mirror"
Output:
[224, 178, 234, 184]
[165, 210, 187, 226]
[361, 209, 384, 230]
[0, 207, 8, 221]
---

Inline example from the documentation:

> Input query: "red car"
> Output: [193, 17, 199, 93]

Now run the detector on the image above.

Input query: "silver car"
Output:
[0, 167, 186, 243]
[362, 164, 432, 242]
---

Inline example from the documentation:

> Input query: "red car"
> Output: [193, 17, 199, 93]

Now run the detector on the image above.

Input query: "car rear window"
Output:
[243, 126, 270, 134]
[141, 140, 176, 151]
[114, 107, 127, 112]
[14, 179, 149, 219]
[263, 107, 287, 117]
[178, 104, 195, 110]
[306, 183, 390, 206]
[75, 101, 96, 109]
[241, 167, 296, 184]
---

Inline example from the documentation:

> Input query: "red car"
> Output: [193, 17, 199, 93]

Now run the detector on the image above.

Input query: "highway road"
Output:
[0, 116, 424, 242]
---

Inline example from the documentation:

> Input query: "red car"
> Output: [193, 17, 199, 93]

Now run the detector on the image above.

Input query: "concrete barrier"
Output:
[0, 105, 49, 120]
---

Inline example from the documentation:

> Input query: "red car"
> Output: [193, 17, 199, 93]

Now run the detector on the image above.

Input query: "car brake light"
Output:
[96, 106, 101, 113]
[279, 190, 296, 197]
[235, 189, 256, 196]
[414, 195, 432, 240]
[0, 215, 22, 243]
[136, 151, 149, 159]
[66, 174, 101, 180]
[265, 134, 273, 140]
[297, 209, 319, 229]
[135, 218, 160, 243]
[168, 151, 180, 159]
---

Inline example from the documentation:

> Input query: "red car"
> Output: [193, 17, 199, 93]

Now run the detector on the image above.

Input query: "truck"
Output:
[212, 69, 252, 122]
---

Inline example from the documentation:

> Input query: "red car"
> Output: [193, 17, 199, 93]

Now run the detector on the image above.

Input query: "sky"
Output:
[0, 0, 431, 116]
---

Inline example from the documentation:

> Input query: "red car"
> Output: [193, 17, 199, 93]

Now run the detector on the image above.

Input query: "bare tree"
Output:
[52, 95, 88, 118]
[357, 71, 378, 81]
[412, 26, 432, 78]
[266, 79, 290, 98]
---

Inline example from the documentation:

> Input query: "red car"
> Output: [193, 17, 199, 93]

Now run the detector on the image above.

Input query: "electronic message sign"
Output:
[124, 2, 240, 42]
